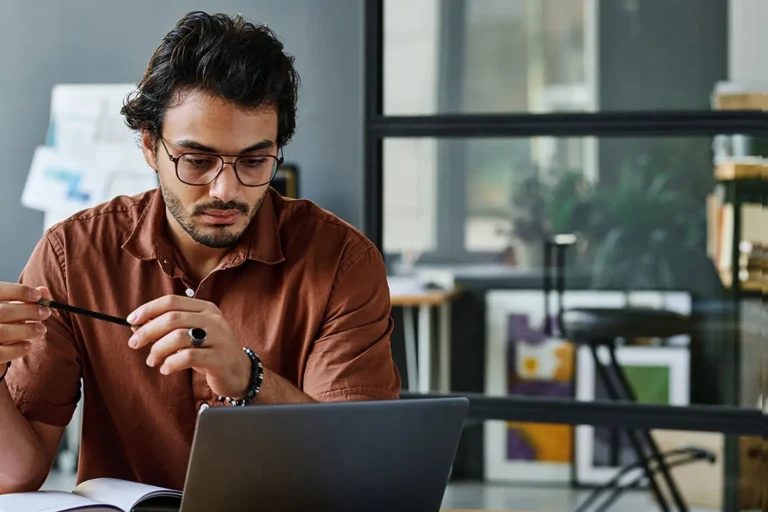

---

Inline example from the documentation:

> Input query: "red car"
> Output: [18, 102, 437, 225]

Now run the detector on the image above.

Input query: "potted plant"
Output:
[587, 139, 714, 291]
[503, 138, 714, 293]
[505, 164, 594, 269]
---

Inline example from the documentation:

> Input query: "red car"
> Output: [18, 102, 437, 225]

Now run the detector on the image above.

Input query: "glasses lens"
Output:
[235, 156, 278, 186]
[177, 155, 222, 184]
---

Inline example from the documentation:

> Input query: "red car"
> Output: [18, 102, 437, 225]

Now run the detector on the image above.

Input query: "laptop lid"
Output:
[179, 397, 469, 512]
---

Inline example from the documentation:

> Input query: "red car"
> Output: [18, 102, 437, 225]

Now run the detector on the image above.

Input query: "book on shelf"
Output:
[0, 478, 181, 512]
[706, 193, 766, 290]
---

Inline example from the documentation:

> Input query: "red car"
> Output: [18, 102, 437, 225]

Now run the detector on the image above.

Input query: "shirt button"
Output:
[199, 403, 209, 413]
[185, 288, 195, 297]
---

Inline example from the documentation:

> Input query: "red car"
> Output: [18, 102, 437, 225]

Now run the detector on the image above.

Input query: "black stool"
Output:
[564, 308, 691, 512]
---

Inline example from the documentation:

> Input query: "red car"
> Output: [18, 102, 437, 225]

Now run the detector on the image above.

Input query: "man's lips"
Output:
[200, 209, 242, 224]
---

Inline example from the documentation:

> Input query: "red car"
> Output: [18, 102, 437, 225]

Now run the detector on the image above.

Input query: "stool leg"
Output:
[606, 345, 689, 512]
[590, 344, 672, 512]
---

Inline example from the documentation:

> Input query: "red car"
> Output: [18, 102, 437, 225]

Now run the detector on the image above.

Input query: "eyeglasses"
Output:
[160, 138, 284, 187]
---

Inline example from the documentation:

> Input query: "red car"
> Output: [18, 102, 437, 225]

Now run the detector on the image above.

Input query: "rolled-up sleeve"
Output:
[303, 245, 401, 402]
[6, 230, 81, 427]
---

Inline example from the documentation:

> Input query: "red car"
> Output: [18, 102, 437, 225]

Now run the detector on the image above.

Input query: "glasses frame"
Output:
[159, 138, 284, 187]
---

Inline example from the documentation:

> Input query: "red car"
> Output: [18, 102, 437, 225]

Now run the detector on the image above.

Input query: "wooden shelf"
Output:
[714, 92, 768, 111]
[715, 162, 767, 181]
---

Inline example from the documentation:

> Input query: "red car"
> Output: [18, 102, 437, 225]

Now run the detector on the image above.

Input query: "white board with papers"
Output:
[23, 84, 158, 229]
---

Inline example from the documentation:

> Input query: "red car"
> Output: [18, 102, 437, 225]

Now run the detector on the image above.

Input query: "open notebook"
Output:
[0, 478, 181, 512]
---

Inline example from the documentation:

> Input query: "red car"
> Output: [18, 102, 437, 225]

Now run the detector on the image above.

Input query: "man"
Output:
[0, 11, 400, 493]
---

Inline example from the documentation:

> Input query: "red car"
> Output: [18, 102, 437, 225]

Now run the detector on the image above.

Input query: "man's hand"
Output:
[127, 296, 251, 400]
[0, 284, 52, 367]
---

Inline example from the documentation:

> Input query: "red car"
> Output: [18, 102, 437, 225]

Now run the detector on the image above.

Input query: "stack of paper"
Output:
[21, 84, 157, 230]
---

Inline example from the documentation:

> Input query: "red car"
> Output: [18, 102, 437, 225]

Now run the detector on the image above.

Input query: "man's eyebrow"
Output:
[174, 139, 275, 154]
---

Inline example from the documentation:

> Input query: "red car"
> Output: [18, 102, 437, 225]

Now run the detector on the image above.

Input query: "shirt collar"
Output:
[121, 188, 285, 266]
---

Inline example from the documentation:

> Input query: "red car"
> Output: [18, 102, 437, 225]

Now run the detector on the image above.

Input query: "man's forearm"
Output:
[0, 383, 49, 493]
[253, 368, 315, 405]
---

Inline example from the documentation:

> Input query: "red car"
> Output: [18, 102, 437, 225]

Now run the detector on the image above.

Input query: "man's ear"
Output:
[140, 130, 159, 172]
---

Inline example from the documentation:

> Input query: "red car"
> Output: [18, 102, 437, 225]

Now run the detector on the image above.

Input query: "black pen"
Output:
[37, 298, 138, 328]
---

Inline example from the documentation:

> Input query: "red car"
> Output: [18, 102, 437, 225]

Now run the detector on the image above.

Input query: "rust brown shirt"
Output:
[6, 187, 401, 490]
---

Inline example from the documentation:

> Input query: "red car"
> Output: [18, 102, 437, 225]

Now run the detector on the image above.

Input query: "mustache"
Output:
[193, 201, 250, 215]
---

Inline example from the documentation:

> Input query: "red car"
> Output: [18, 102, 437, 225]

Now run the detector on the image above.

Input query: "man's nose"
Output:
[207, 161, 241, 202]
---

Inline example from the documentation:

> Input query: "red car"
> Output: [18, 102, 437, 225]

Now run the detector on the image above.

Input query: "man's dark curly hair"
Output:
[121, 11, 300, 149]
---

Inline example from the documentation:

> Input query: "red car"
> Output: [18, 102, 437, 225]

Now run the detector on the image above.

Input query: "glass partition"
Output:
[373, 3, 763, 510]
[383, 136, 723, 289]
[383, 135, 764, 408]
[384, 0, 727, 116]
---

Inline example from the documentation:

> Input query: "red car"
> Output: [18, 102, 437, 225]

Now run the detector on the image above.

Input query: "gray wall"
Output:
[597, 0, 728, 188]
[0, 0, 364, 282]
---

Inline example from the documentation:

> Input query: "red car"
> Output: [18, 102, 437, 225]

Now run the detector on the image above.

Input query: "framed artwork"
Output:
[484, 289, 691, 484]
[574, 345, 690, 487]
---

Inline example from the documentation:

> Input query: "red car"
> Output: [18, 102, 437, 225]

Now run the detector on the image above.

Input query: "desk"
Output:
[390, 288, 460, 394]
[132, 507, 516, 512]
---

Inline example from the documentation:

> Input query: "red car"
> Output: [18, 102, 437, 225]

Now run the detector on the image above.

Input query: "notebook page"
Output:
[0, 490, 118, 512]
[73, 479, 181, 512]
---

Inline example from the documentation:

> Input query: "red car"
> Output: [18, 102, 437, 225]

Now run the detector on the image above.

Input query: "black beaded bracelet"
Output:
[218, 347, 263, 407]
[0, 362, 10, 384]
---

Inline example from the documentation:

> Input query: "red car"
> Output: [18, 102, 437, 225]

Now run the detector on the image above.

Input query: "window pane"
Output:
[385, 133, 768, 294]
[383, 0, 726, 115]
[383, 134, 765, 287]
[384, 133, 767, 414]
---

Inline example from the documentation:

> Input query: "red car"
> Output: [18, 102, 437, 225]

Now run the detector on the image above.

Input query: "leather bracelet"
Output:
[0, 362, 10, 384]
[217, 347, 263, 407]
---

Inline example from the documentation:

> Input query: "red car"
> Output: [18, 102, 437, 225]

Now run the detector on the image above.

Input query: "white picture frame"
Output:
[574, 345, 691, 486]
[484, 289, 690, 484]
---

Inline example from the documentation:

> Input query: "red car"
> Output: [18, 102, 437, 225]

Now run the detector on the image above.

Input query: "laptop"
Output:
[165, 397, 468, 512]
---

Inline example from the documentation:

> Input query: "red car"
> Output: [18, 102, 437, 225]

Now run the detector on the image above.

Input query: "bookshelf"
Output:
[708, 175, 766, 296]
[710, 89, 766, 512]
[710, 89, 766, 297]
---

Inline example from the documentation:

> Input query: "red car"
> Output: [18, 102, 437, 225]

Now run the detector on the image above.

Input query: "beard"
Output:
[159, 177, 264, 249]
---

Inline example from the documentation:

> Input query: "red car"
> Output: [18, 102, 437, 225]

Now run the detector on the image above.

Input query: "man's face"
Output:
[143, 89, 279, 249]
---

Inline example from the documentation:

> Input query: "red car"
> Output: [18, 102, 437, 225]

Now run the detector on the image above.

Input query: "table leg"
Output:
[403, 306, 418, 392]
[418, 305, 431, 393]
[439, 302, 451, 393]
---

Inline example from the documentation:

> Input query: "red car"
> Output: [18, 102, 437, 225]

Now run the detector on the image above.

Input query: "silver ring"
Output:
[188, 327, 207, 348]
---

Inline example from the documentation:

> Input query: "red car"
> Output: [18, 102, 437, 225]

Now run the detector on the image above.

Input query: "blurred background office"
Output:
[1, 1, 765, 511]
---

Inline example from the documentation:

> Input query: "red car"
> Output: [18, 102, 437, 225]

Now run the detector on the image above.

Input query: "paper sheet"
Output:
[0, 490, 117, 512]
[47, 84, 138, 150]
[73, 478, 181, 512]
[22, 146, 111, 217]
